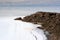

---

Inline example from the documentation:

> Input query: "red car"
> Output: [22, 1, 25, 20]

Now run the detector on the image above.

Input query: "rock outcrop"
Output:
[14, 11, 60, 40]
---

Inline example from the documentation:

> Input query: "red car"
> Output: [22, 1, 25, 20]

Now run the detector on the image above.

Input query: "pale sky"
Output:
[0, 0, 60, 5]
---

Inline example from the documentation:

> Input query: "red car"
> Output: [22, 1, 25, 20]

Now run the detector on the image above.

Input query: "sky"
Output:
[0, 0, 60, 6]
[0, 0, 60, 17]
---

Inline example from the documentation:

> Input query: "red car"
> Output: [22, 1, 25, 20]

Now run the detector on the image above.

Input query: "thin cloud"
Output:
[0, 0, 26, 2]
[0, 0, 60, 5]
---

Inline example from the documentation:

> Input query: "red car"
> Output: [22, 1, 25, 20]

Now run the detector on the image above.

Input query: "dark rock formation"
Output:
[14, 11, 60, 40]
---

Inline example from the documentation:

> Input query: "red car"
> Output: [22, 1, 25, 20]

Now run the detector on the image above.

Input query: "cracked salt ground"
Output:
[0, 17, 47, 40]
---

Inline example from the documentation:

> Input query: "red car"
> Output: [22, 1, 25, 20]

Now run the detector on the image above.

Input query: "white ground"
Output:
[0, 17, 47, 40]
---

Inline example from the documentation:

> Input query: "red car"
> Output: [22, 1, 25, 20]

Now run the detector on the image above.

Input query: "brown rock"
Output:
[15, 12, 60, 40]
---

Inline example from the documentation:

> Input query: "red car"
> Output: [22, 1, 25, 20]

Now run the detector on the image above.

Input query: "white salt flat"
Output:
[0, 17, 47, 40]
